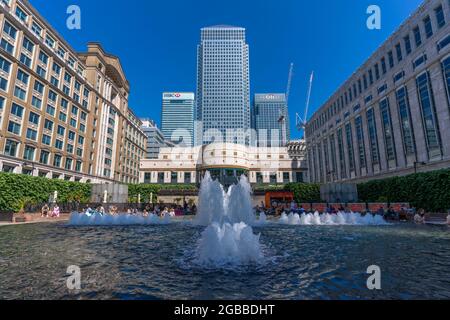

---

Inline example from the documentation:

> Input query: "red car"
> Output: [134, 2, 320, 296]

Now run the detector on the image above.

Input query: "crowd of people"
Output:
[254, 200, 425, 221]
[79, 202, 198, 218]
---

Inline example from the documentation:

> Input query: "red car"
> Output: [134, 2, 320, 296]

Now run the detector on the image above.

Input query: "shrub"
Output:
[285, 183, 322, 203]
[357, 169, 450, 212]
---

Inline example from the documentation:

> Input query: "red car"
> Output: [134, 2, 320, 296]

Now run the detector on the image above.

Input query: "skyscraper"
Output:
[252, 94, 290, 147]
[196, 25, 250, 146]
[161, 92, 194, 147]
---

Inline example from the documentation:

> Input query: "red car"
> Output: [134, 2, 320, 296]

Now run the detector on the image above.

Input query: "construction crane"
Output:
[296, 71, 315, 134]
[278, 63, 294, 146]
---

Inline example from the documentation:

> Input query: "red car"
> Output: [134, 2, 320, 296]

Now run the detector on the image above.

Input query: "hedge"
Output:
[127, 184, 197, 203]
[357, 169, 450, 212]
[285, 183, 322, 203]
[0, 172, 91, 213]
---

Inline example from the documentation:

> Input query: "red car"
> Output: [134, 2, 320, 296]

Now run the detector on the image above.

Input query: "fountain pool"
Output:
[1, 173, 449, 299]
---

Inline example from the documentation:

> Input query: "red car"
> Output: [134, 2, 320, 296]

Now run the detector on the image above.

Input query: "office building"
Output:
[161, 92, 194, 147]
[141, 119, 174, 159]
[0, 0, 146, 184]
[196, 25, 251, 146]
[305, 0, 450, 183]
[252, 93, 290, 147]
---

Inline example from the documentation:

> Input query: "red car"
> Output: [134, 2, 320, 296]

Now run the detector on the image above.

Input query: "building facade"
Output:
[0, 0, 146, 183]
[141, 119, 174, 159]
[161, 92, 194, 147]
[140, 143, 307, 186]
[306, 0, 450, 183]
[195, 25, 251, 146]
[252, 93, 290, 147]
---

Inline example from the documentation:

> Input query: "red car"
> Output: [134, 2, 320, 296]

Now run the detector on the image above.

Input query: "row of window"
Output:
[307, 2, 448, 137]
[3, 139, 83, 172]
[310, 56, 450, 182]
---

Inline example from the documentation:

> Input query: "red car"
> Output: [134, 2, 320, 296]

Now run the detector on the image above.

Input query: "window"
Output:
[48, 90, 57, 102]
[4, 139, 18, 157]
[36, 66, 46, 78]
[413, 26, 422, 47]
[7, 121, 21, 134]
[53, 155, 62, 167]
[34, 81, 44, 94]
[3, 21, 17, 39]
[42, 134, 51, 145]
[57, 125, 65, 136]
[65, 158, 73, 170]
[404, 35, 412, 55]
[416, 72, 441, 154]
[385, 52, 392, 71]
[22, 37, 34, 53]
[68, 131, 75, 140]
[55, 139, 63, 150]
[396, 87, 416, 156]
[14, 86, 26, 100]
[435, 5, 446, 29]
[31, 22, 42, 37]
[23, 146, 35, 161]
[39, 51, 48, 64]
[423, 16, 433, 39]
[345, 123, 355, 171]
[15, 6, 28, 22]
[39, 151, 49, 164]
[16, 69, 29, 84]
[75, 161, 82, 172]
[0, 56, 11, 73]
[381, 57, 387, 74]
[44, 119, 53, 131]
[20, 53, 31, 67]
[379, 98, 396, 162]
[28, 111, 40, 125]
[59, 112, 67, 122]
[366, 108, 380, 165]
[52, 63, 61, 75]
[442, 56, 450, 106]
[355, 116, 366, 168]
[395, 43, 403, 62]
[46, 104, 55, 116]
[11, 103, 24, 117]
[0, 76, 8, 91]
[337, 128, 346, 179]
[26, 128, 37, 141]
[0, 96, 4, 109]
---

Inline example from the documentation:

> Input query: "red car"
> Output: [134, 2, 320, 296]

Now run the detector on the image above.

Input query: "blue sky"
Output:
[30, 0, 423, 139]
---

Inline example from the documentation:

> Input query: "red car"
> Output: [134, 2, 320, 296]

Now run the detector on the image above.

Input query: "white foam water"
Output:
[195, 222, 263, 267]
[195, 172, 261, 226]
[279, 211, 389, 226]
[193, 172, 265, 267]
[68, 212, 171, 226]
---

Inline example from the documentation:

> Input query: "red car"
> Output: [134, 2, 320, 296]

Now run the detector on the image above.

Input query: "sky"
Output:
[30, 0, 423, 139]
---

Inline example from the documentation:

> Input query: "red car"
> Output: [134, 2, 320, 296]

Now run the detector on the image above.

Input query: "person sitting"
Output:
[161, 207, 169, 217]
[414, 213, 424, 224]
[41, 204, 49, 218]
[169, 208, 176, 217]
[51, 204, 60, 218]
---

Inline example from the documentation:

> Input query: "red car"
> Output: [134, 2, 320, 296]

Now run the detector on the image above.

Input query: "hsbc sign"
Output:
[163, 92, 195, 100]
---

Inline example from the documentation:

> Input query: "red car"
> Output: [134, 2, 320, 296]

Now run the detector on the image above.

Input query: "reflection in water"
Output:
[0, 222, 449, 299]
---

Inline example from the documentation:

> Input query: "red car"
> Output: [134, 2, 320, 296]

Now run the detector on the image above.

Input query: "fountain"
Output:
[68, 212, 171, 226]
[193, 172, 265, 267]
[279, 211, 389, 226]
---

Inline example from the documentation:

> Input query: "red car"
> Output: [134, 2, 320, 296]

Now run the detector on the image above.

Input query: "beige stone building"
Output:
[0, 0, 146, 183]
[140, 142, 308, 186]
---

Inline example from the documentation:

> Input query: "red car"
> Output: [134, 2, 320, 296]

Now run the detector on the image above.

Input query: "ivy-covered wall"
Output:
[0, 172, 91, 212]
[357, 169, 450, 212]
[285, 183, 322, 203]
